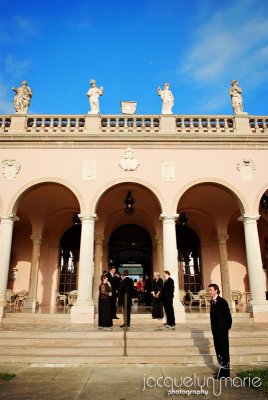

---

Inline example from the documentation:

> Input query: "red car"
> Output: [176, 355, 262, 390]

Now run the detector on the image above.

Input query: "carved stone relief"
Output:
[83, 160, 96, 180]
[119, 147, 140, 171]
[237, 159, 255, 180]
[1, 159, 20, 180]
[161, 161, 175, 181]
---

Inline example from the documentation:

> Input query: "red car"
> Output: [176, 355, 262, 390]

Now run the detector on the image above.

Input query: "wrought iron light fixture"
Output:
[179, 212, 188, 225]
[124, 191, 135, 215]
[72, 212, 81, 225]
[261, 194, 268, 213]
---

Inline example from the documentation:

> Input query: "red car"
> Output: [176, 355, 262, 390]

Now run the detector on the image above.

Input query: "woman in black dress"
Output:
[98, 274, 113, 328]
[151, 271, 164, 319]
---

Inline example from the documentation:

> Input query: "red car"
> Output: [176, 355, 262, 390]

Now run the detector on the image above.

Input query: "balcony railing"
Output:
[1, 114, 268, 136]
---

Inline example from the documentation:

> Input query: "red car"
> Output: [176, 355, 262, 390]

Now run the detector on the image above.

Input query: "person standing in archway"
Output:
[162, 271, 176, 328]
[119, 270, 134, 328]
[106, 265, 120, 319]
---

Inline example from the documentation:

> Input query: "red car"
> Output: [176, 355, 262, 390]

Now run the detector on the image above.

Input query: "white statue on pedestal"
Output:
[87, 79, 103, 114]
[12, 80, 32, 114]
[158, 82, 174, 114]
[230, 80, 243, 115]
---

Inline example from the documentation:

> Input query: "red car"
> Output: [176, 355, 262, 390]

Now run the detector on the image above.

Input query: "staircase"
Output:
[1, 311, 267, 365]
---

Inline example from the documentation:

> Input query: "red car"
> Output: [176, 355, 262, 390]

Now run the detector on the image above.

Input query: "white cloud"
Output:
[4, 54, 31, 77]
[179, 1, 268, 87]
[0, 82, 13, 114]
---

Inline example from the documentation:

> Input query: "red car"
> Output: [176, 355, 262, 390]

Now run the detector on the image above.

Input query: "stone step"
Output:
[0, 353, 267, 365]
[2, 311, 253, 325]
[0, 336, 268, 347]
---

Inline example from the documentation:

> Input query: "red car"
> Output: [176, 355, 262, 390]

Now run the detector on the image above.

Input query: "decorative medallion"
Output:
[161, 161, 175, 181]
[237, 159, 255, 181]
[119, 147, 140, 171]
[1, 159, 20, 180]
[83, 160, 96, 181]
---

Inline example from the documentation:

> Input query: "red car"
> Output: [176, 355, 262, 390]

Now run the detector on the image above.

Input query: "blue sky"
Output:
[0, 0, 268, 115]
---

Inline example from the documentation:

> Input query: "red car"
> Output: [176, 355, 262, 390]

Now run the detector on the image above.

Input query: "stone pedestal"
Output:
[84, 115, 101, 134]
[10, 114, 27, 133]
[234, 113, 250, 133]
[159, 115, 176, 134]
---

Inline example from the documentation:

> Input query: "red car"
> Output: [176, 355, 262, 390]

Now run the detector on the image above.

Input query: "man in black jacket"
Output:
[106, 266, 119, 319]
[162, 270, 176, 328]
[209, 283, 232, 379]
[118, 270, 134, 328]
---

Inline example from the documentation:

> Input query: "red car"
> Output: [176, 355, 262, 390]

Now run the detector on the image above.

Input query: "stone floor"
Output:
[0, 363, 266, 399]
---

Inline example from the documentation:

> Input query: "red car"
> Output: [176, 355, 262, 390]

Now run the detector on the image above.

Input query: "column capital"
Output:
[30, 234, 42, 244]
[238, 214, 260, 224]
[0, 215, 19, 224]
[217, 234, 229, 243]
[160, 214, 179, 223]
[78, 213, 98, 223]
[95, 235, 104, 245]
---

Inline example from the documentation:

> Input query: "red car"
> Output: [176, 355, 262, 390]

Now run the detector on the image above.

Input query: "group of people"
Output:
[98, 267, 232, 380]
[98, 268, 176, 329]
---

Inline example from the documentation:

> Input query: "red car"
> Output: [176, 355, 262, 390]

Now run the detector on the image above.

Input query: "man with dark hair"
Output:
[118, 270, 134, 328]
[162, 270, 175, 328]
[209, 283, 232, 379]
[106, 266, 120, 319]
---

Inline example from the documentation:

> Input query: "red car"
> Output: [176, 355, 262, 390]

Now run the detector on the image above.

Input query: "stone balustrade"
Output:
[0, 114, 268, 136]
[249, 117, 268, 133]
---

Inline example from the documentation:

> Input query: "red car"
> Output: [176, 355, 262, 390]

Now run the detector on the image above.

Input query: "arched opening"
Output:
[108, 224, 152, 279]
[58, 224, 81, 293]
[176, 221, 201, 293]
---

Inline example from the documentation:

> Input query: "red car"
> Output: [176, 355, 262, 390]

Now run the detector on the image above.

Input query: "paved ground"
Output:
[0, 363, 266, 400]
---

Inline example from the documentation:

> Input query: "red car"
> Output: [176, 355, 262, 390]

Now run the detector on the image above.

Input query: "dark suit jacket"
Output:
[106, 272, 119, 294]
[119, 276, 134, 302]
[161, 277, 174, 302]
[210, 295, 232, 331]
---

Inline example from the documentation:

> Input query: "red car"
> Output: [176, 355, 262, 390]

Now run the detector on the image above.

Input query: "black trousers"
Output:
[212, 326, 230, 377]
[122, 300, 132, 327]
[163, 299, 175, 326]
[110, 293, 117, 318]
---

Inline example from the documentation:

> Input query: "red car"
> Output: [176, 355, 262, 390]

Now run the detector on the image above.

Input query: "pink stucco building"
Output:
[0, 112, 268, 323]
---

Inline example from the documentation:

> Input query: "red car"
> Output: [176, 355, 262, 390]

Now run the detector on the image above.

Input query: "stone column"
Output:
[71, 214, 97, 323]
[217, 234, 232, 308]
[239, 215, 268, 321]
[0, 215, 18, 318]
[24, 234, 42, 310]
[160, 214, 185, 320]
[93, 235, 104, 306]
[155, 234, 163, 275]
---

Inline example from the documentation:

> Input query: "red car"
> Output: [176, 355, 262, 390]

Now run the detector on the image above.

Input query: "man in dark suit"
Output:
[161, 270, 176, 328]
[106, 266, 119, 319]
[209, 283, 232, 379]
[118, 270, 134, 328]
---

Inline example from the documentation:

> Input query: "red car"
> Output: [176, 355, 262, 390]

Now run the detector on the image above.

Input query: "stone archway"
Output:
[109, 224, 152, 278]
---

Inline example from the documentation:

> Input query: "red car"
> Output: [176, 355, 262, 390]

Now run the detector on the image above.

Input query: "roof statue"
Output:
[12, 80, 32, 114]
[157, 82, 174, 114]
[87, 79, 104, 114]
[230, 80, 243, 115]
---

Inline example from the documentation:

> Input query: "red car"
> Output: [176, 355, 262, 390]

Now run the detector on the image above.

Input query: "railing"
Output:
[249, 117, 268, 133]
[26, 116, 85, 133]
[175, 116, 234, 134]
[0, 116, 11, 133]
[0, 114, 268, 136]
[100, 116, 160, 133]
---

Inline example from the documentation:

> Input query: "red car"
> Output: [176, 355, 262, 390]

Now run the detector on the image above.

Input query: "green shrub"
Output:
[237, 369, 268, 397]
